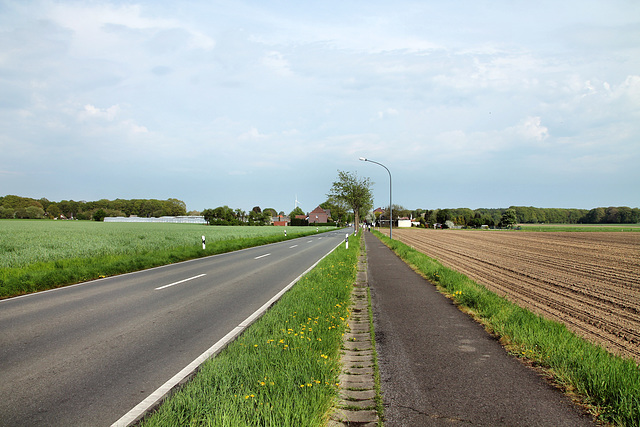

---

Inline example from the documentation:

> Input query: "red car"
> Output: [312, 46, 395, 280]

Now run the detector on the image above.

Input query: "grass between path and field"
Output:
[139, 234, 359, 426]
[0, 220, 337, 299]
[372, 230, 640, 426]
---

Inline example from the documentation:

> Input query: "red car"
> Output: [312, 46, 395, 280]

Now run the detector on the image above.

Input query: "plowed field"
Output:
[383, 229, 640, 363]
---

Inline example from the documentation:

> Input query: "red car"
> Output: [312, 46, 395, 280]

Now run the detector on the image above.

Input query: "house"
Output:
[398, 217, 412, 228]
[308, 206, 330, 223]
[272, 215, 290, 226]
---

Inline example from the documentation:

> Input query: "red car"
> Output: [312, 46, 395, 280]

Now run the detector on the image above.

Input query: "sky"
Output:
[1, 0, 639, 213]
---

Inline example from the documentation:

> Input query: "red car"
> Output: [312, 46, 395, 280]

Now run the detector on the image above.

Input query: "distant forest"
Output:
[0, 195, 187, 220]
[1, 195, 638, 225]
[418, 206, 640, 227]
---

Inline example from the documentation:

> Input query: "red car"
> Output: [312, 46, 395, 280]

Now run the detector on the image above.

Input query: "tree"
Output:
[202, 209, 216, 225]
[15, 206, 45, 219]
[327, 170, 373, 232]
[289, 206, 307, 226]
[203, 205, 238, 225]
[165, 198, 187, 216]
[500, 209, 518, 228]
[436, 209, 451, 224]
[320, 200, 346, 224]
[263, 208, 277, 218]
[289, 206, 304, 217]
[0, 206, 14, 219]
[235, 209, 246, 223]
[93, 209, 107, 222]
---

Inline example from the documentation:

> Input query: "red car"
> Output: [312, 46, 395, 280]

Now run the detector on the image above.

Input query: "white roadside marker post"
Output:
[345, 233, 349, 249]
[202, 235, 206, 250]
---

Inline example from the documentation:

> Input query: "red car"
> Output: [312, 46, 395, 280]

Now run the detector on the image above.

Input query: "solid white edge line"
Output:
[110, 234, 348, 427]
[155, 274, 207, 290]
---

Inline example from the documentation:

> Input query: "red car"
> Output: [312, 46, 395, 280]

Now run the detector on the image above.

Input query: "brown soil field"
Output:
[382, 229, 640, 363]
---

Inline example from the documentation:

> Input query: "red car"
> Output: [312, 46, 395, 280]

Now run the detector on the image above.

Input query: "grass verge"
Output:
[372, 230, 640, 426]
[139, 234, 359, 426]
[0, 230, 329, 299]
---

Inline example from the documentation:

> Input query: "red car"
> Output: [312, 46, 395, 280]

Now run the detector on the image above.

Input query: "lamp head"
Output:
[359, 157, 367, 161]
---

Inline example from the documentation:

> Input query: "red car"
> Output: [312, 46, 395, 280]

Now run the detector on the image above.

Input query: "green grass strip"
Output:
[140, 234, 359, 426]
[372, 230, 640, 426]
[0, 230, 328, 299]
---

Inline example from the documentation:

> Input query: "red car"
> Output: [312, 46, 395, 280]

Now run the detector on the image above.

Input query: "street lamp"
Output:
[359, 157, 392, 240]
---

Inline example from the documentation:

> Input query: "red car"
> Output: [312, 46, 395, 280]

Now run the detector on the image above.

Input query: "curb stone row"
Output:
[329, 236, 380, 426]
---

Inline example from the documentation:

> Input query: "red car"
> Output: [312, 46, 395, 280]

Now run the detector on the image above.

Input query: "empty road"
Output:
[0, 230, 348, 426]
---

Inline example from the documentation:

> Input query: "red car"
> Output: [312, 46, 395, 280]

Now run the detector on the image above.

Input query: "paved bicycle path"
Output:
[364, 232, 596, 426]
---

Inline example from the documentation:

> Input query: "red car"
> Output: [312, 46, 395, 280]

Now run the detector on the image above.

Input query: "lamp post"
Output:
[359, 157, 392, 240]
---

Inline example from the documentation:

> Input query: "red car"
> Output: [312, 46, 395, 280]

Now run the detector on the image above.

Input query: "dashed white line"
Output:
[289, 245, 298, 248]
[155, 274, 206, 290]
[254, 253, 271, 260]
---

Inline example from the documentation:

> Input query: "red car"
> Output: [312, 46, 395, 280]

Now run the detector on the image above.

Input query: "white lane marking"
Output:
[254, 253, 271, 260]
[307, 240, 313, 243]
[155, 274, 206, 291]
[289, 245, 298, 248]
[111, 237, 345, 427]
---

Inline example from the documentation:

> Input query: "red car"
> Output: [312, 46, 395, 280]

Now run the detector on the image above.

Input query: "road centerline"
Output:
[155, 274, 207, 291]
[254, 253, 271, 260]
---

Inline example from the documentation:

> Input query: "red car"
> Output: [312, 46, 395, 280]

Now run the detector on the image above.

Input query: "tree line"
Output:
[3, 194, 637, 226]
[0, 195, 187, 220]
[201, 206, 272, 226]
[374, 205, 639, 227]
[201, 203, 351, 227]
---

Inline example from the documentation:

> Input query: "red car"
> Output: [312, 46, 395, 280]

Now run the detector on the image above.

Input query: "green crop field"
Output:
[0, 220, 330, 268]
[0, 220, 336, 298]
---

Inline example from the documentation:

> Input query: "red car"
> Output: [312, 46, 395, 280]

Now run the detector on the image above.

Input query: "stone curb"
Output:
[329, 234, 380, 426]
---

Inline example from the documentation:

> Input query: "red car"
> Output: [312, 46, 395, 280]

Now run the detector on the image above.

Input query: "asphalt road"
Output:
[0, 229, 348, 427]
[364, 232, 596, 426]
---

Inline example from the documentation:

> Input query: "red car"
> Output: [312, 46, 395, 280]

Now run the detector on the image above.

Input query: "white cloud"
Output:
[262, 51, 293, 77]
[239, 127, 268, 141]
[80, 104, 120, 121]
[375, 108, 399, 120]
[515, 116, 549, 141]
[612, 75, 640, 103]
[124, 120, 149, 134]
[47, 3, 215, 55]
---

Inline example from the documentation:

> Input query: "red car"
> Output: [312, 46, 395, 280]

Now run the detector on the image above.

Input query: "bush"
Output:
[93, 209, 107, 222]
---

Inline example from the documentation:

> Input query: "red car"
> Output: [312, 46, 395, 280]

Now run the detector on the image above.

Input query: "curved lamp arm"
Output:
[359, 157, 392, 239]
